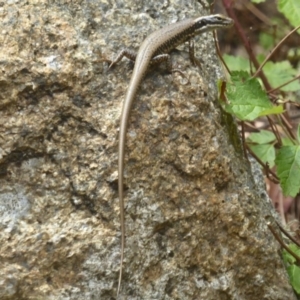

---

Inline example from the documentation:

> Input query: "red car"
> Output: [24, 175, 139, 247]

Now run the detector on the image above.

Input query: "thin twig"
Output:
[246, 144, 279, 183]
[253, 25, 300, 78]
[276, 221, 300, 248]
[267, 222, 300, 266]
[268, 74, 300, 94]
[222, 0, 272, 91]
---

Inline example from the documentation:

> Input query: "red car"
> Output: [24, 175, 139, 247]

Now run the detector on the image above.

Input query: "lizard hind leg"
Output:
[151, 53, 186, 78]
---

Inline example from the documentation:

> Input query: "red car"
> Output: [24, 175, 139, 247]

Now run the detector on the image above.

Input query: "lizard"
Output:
[107, 14, 234, 296]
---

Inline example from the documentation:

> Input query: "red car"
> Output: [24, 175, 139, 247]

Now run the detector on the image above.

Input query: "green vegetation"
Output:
[220, 0, 300, 198]
[219, 0, 300, 294]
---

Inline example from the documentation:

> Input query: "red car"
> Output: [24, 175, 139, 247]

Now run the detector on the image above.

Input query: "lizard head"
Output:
[193, 14, 234, 33]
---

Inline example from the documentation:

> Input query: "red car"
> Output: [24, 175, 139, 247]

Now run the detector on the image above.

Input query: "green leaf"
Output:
[224, 71, 275, 121]
[297, 124, 300, 143]
[289, 244, 300, 257]
[256, 54, 266, 64]
[223, 55, 250, 72]
[247, 130, 276, 144]
[252, 0, 266, 3]
[282, 137, 295, 146]
[249, 144, 276, 167]
[259, 32, 274, 50]
[287, 265, 300, 294]
[275, 145, 300, 196]
[278, 0, 300, 32]
[283, 248, 296, 265]
[263, 61, 300, 92]
[283, 244, 300, 294]
[247, 130, 276, 168]
[258, 105, 284, 116]
[283, 244, 300, 264]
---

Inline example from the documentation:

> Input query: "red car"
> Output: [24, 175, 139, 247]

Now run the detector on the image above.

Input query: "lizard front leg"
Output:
[105, 49, 137, 69]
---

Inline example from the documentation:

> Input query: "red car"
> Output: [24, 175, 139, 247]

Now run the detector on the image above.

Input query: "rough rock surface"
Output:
[0, 0, 296, 299]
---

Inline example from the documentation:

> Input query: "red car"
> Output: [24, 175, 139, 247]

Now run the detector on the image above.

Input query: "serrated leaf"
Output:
[278, 0, 300, 33]
[275, 145, 300, 196]
[224, 71, 274, 121]
[247, 130, 276, 144]
[297, 124, 300, 142]
[223, 54, 250, 72]
[287, 265, 300, 294]
[263, 61, 300, 92]
[249, 144, 276, 167]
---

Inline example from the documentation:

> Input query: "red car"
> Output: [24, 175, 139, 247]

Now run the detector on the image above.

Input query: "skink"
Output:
[108, 14, 234, 296]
